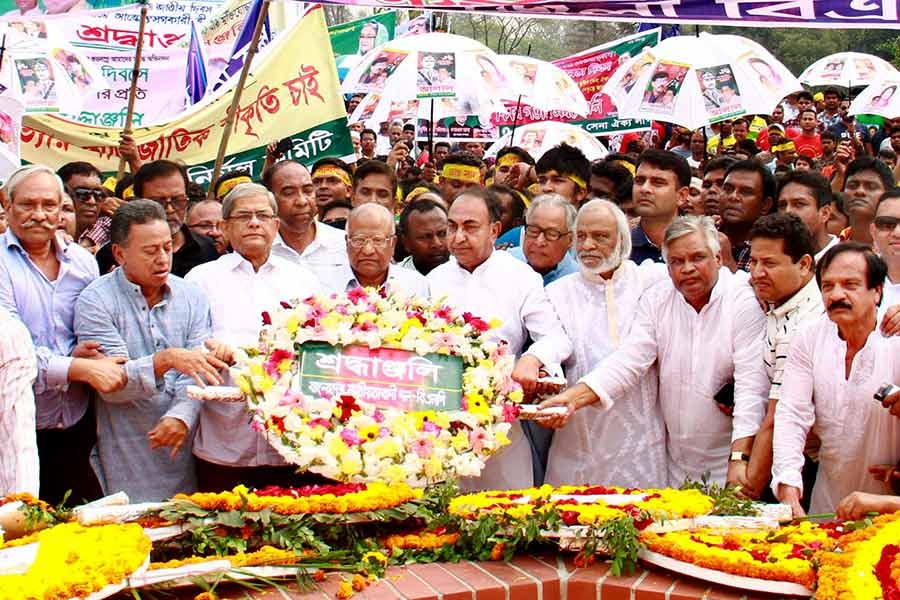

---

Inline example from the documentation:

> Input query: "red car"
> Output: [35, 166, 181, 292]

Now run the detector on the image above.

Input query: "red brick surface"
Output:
[167, 555, 801, 599]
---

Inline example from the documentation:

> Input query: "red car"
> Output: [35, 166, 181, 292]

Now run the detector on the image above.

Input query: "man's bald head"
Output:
[347, 202, 395, 236]
[346, 203, 397, 287]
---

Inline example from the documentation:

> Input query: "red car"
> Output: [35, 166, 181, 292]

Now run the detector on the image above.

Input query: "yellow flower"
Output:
[328, 436, 349, 459]
[358, 424, 380, 443]
[336, 580, 354, 599]
[495, 430, 510, 447]
[285, 314, 300, 334]
[374, 438, 400, 458]
[362, 551, 388, 567]
[340, 452, 363, 476]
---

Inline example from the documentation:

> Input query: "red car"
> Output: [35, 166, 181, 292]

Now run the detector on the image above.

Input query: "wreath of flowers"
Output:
[233, 288, 524, 487]
[0, 522, 151, 600]
[448, 485, 715, 526]
[173, 482, 422, 515]
[641, 520, 849, 589]
[816, 511, 900, 599]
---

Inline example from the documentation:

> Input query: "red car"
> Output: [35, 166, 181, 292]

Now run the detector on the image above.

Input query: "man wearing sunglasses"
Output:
[57, 162, 119, 250]
[872, 190, 900, 322]
[96, 160, 218, 277]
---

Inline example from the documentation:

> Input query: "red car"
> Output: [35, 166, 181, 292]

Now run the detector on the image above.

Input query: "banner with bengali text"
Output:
[315, 0, 900, 29]
[21, 5, 354, 183]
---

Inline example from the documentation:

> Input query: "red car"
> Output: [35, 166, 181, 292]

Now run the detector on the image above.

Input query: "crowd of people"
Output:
[2, 86, 900, 524]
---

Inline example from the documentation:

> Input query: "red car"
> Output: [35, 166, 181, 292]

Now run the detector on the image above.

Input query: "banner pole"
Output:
[207, 0, 271, 200]
[116, 1, 148, 181]
[428, 98, 434, 159]
[509, 94, 523, 142]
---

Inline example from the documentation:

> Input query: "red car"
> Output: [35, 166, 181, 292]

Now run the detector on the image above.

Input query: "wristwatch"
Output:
[729, 451, 750, 463]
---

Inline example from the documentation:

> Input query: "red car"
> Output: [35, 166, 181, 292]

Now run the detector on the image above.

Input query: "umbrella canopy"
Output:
[341, 32, 513, 124]
[848, 77, 900, 119]
[485, 121, 608, 162]
[799, 52, 897, 89]
[497, 55, 589, 116]
[601, 32, 801, 130]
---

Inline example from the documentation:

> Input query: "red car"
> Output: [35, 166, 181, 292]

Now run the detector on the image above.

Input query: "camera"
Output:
[874, 383, 900, 403]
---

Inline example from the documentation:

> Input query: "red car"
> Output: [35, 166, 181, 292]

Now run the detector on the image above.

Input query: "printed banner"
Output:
[416, 51, 454, 98]
[696, 64, 745, 121]
[640, 59, 688, 115]
[295, 342, 464, 412]
[416, 115, 496, 142]
[329, 12, 396, 81]
[315, 0, 900, 29]
[21, 5, 354, 182]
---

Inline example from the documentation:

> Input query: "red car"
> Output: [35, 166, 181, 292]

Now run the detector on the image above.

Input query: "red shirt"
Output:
[794, 133, 823, 158]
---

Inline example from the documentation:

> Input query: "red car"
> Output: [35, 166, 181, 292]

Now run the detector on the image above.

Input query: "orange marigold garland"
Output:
[816, 511, 900, 599]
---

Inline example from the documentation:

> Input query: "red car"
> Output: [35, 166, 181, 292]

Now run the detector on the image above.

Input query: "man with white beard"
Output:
[543, 199, 668, 487]
[540, 216, 769, 487]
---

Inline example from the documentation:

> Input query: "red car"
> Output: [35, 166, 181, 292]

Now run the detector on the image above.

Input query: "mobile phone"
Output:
[274, 137, 292, 157]
[874, 383, 900, 403]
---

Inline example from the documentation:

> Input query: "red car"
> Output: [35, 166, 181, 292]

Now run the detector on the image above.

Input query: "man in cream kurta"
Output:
[540, 216, 769, 487]
[773, 243, 900, 515]
[544, 200, 668, 488]
[185, 183, 324, 491]
[428, 189, 571, 490]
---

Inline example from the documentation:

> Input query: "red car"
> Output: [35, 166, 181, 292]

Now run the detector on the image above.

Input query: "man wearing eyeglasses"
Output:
[184, 183, 325, 491]
[57, 162, 119, 251]
[96, 160, 218, 277]
[323, 203, 428, 297]
[508, 194, 578, 286]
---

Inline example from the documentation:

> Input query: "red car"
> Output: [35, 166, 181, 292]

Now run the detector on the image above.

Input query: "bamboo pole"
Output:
[116, 2, 149, 180]
[207, 0, 270, 200]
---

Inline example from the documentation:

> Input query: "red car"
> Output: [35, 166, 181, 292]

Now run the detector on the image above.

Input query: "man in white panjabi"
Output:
[773, 242, 900, 516]
[427, 187, 572, 490]
[540, 216, 769, 487]
[543, 199, 668, 488]
[185, 183, 323, 491]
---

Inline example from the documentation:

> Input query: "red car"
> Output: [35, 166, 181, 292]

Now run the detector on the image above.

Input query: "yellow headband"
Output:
[442, 163, 481, 185]
[613, 159, 636, 176]
[566, 174, 587, 190]
[773, 141, 796, 152]
[497, 153, 520, 169]
[527, 183, 541, 196]
[312, 166, 352, 188]
[102, 176, 118, 193]
[122, 185, 134, 200]
[216, 175, 252, 198]
[406, 186, 431, 202]
[514, 189, 531, 209]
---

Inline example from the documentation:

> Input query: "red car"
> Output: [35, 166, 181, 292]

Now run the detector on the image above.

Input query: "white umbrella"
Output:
[497, 55, 589, 116]
[799, 52, 897, 89]
[342, 32, 514, 126]
[485, 121, 608, 162]
[601, 32, 802, 130]
[848, 77, 900, 118]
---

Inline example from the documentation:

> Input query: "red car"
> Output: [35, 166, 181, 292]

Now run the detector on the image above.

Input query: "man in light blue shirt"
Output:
[74, 200, 228, 501]
[506, 194, 578, 286]
[0, 164, 127, 504]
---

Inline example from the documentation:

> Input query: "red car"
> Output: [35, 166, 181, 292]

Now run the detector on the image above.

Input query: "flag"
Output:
[185, 19, 208, 106]
[211, 0, 271, 92]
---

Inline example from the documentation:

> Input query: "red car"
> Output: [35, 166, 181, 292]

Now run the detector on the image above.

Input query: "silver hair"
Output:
[5, 165, 65, 203]
[347, 203, 396, 235]
[525, 193, 577, 232]
[662, 215, 721, 262]
[575, 198, 632, 265]
[221, 182, 277, 220]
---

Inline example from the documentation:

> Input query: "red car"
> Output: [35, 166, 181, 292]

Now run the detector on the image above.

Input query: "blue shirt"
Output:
[74, 268, 212, 501]
[507, 246, 578, 286]
[0, 230, 98, 430]
[630, 223, 664, 264]
[495, 226, 523, 249]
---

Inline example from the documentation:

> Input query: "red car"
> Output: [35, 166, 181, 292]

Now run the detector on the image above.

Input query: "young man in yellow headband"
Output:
[438, 152, 484, 205]
[214, 170, 253, 201]
[311, 158, 353, 220]
[493, 146, 535, 191]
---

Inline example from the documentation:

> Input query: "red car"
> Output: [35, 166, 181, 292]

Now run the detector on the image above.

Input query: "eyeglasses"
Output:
[73, 187, 105, 203]
[149, 196, 189, 211]
[347, 235, 394, 248]
[874, 216, 900, 232]
[524, 225, 570, 242]
[227, 211, 276, 224]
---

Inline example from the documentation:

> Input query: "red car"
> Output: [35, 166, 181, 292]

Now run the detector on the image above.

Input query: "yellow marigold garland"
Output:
[173, 482, 422, 515]
[382, 532, 461, 550]
[150, 546, 316, 570]
[0, 522, 150, 600]
[816, 511, 900, 600]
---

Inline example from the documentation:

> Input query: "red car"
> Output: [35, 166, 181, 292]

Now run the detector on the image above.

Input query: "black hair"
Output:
[57, 161, 101, 185]
[352, 159, 398, 194]
[777, 169, 833, 209]
[321, 199, 353, 218]
[725, 159, 777, 204]
[843, 156, 896, 192]
[590, 160, 634, 203]
[821, 131, 838, 143]
[823, 87, 844, 100]
[832, 191, 848, 217]
[114, 173, 134, 198]
[398, 197, 447, 236]
[799, 108, 818, 120]
[453, 186, 502, 223]
[816, 241, 887, 290]
[441, 151, 484, 169]
[736, 138, 759, 156]
[636, 148, 692, 187]
[536, 143, 590, 185]
[110, 199, 167, 246]
[213, 169, 252, 198]
[186, 182, 206, 204]
[360, 128, 377, 140]
[879, 148, 898, 160]
[496, 146, 535, 167]
[749, 212, 816, 264]
[486, 183, 526, 220]
[876, 189, 900, 212]
[133, 160, 188, 198]
[704, 155, 738, 175]
[796, 91, 814, 102]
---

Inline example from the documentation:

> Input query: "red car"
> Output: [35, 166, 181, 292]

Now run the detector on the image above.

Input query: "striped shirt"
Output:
[764, 276, 824, 400]
[0, 307, 38, 495]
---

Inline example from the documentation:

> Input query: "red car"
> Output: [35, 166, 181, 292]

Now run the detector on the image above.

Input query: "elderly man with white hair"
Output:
[323, 203, 429, 297]
[508, 194, 578, 286]
[540, 215, 769, 487]
[185, 183, 324, 491]
[542, 199, 668, 487]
